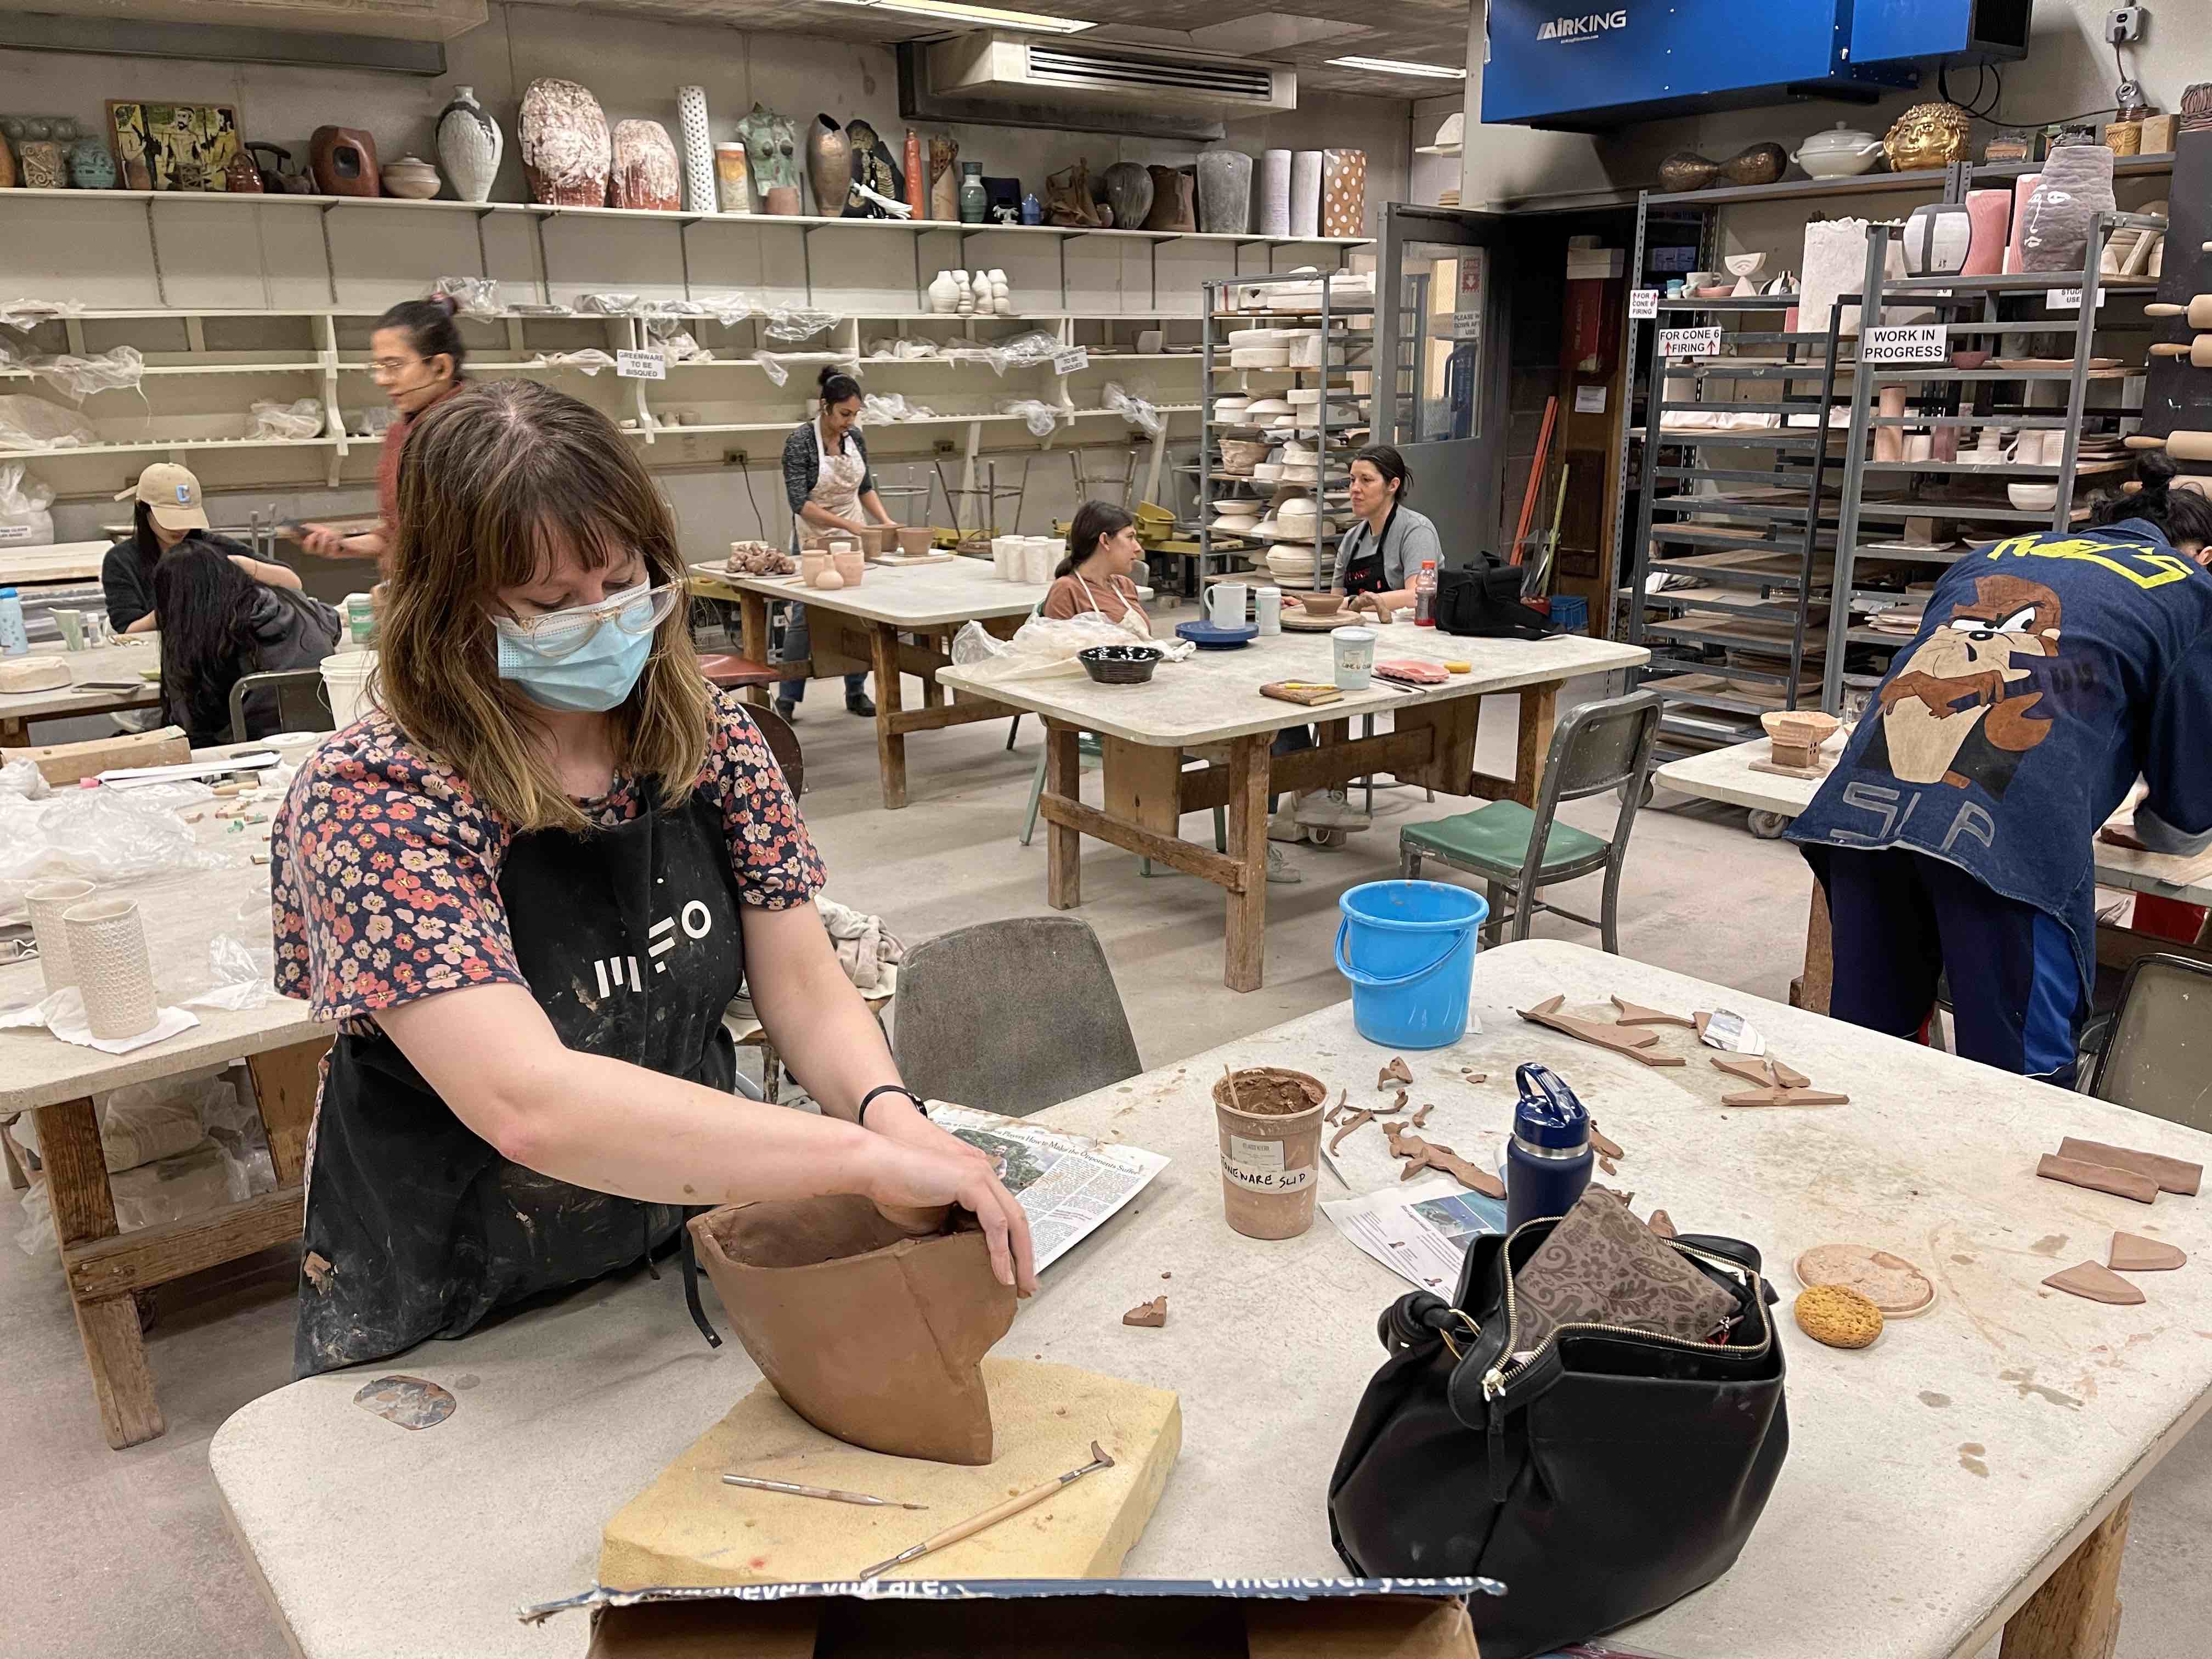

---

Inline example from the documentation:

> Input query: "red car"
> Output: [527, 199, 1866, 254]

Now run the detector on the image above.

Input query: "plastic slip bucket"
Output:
[319, 650, 378, 729]
[1334, 880, 1487, 1050]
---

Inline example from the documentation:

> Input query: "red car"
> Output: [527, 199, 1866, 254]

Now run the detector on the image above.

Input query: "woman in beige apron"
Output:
[776, 368, 896, 718]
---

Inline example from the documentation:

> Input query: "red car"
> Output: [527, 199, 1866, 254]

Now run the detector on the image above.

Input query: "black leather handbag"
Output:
[1436, 565, 1559, 640]
[1327, 1218, 1789, 1659]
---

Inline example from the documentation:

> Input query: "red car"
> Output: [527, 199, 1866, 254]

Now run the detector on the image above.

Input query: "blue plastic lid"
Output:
[0, 588, 16, 598]
[1513, 1062, 1590, 1149]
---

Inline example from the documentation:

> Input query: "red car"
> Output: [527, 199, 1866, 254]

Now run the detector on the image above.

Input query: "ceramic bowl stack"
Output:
[1212, 498, 1261, 538]
[1227, 326, 1301, 369]
[1274, 439, 1322, 486]
[1265, 545, 1319, 587]
[1244, 397, 1296, 431]
[1212, 394, 1253, 427]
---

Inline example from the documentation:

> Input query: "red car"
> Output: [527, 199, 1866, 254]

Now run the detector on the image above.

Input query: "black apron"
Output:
[293, 783, 746, 1378]
[1340, 505, 1398, 597]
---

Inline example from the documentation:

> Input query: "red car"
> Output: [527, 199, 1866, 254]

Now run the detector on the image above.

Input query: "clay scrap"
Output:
[1378, 1057, 1413, 1088]
[1588, 1122, 1624, 1161]
[1711, 1055, 1849, 1107]
[1646, 1209, 1677, 1238]
[1325, 1090, 1348, 1126]
[2036, 1153, 2159, 1205]
[1328, 1109, 1377, 1153]
[2109, 1232, 2187, 1272]
[1795, 1243, 1937, 1316]
[1608, 995, 1695, 1029]
[1397, 1136, 1507, 1200]
[1519, 995, 1686, 1068]
[1460, 1068, 1488, 1085]
[1122, 1295, 1168, 1328]
[2042, 1262, 2147, 1305]
[2057, 1137, 2202, 1197]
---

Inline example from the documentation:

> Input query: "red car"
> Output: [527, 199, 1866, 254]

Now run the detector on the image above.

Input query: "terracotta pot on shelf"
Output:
[309, 126, 380, 198]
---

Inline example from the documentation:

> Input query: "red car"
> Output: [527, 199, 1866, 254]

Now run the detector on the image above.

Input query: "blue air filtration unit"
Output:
[1482, 0, 2033, 131]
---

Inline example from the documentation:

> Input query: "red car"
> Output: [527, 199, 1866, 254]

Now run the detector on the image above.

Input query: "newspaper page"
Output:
[930, 1103, 1169, 1273]
[1323, 1171, 1508, 1294]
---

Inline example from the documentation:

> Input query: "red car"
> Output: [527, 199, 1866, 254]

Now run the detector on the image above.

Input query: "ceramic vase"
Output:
[1875, 385, 1908, 463]
[800, 549, 829, 587]
[380, 155, 441, 199]
[27, 877, 94, 995]
[832, 549, 865, 585]
[2002, 174, 2041, 273]
[520, 78, 611, 206]
[437, 85, 502, 204]
[223, 152, 262, 193]
[1290, 150, 1323, 238]
[1259, 149, 1292, 236]
[805, 115, 850, 218]
[1901, 202, 1971, 275]
[1142, 165, 1195, 232]
[1099, 160, 1152, 232]
[67, 138, 116, 190]
[1196, 149, 1252, 234]
[928, 134, 959, 220]
[928, 269, 960, 313]
[1961, 189, 2011, 276]
[904, 128, 926, 218]
[714, 143, 751, 213]
[1321, 148, 1366, 238]
[1021, 192, 1042, 224]
[63, 897, 157, 1042]
[673, 86, 715, 215]
[0, 131, 14, 191]
[611, 119, 681, 211]
[2022, 144, 2115, 273]
[738, 104, 800, 215]
[958, 161, 986, 224]
[310, 126, 380, 198]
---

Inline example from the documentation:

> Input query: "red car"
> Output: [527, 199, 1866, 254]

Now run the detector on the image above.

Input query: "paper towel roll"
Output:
[1260, 149, 1291, 237]
[1290, 150, 1322, 239]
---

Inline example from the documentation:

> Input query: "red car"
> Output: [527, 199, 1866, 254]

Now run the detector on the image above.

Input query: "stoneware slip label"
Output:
[1860, 324, 1947, 366]
[1628, 287, 1660, 320]
[1221, 1156, 1315, 1193]
[1229, 1133, 1285, 1172]
[1656, 325, 1721, 360]
[616, 348, 667, 380]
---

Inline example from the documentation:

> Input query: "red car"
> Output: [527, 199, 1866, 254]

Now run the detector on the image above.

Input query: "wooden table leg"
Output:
[1797, 879, 1834, 1015]
[1512, 679, 1560, 807]
[246, 1038, 331, 1188]
[41, 1097, 165, 1448]
[2000, 1496, 2129, 1659]
[868, 622, 908, 810]
[918, 631, 945, 710]
[738, 594, 771, 683]
[1046, 720, 1081, 911]
[1, 1119, 27, 1190]
[1224, 733, 1270, 992]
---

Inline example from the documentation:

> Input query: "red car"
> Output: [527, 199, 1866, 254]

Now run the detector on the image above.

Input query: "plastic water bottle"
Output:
[0, 588, 27, 657]
[1504, 1063, 1594, 1232]
[1413, 558, 1438, 627]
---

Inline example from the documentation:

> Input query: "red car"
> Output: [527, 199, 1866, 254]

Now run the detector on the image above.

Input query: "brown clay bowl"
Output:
[1300, 592, 1346, 617]
[1951, 348, 1991, 371]
[857, 524, 893, 559]
[895, 526, 936, 557]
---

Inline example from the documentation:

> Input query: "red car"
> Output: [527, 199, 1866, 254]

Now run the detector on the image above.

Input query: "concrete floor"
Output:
[4, 668, 2207, 1656]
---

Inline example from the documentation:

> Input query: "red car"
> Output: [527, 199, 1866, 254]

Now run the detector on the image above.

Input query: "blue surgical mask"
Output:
[493, 582, 661, 712]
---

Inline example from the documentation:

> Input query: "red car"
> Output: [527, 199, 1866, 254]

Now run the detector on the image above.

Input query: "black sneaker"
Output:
[847, 692, 877, 718]
[774, 699, 798, 722]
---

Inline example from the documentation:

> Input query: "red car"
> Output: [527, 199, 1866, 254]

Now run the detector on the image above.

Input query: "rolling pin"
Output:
[2124, 431, 2212, 460]
[2149, 338, 2212, 367]
[2146, 297, 2212, 329]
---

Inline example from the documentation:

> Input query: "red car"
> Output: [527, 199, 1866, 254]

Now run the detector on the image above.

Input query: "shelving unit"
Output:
[1197, 269, 1376, 598]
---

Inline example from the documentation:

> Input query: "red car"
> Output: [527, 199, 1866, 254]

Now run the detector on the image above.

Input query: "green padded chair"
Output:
[1399, 689, 1663, 953]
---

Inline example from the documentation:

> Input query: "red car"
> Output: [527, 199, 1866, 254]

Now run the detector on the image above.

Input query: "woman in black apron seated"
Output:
[269, 380, 1034, 1378]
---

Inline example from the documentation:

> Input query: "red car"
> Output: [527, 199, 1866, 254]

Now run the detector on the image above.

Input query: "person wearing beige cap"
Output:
[101, 461, 301, 634]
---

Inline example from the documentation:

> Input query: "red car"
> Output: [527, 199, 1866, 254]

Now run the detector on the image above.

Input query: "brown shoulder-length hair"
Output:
[376, 379, 709, 833]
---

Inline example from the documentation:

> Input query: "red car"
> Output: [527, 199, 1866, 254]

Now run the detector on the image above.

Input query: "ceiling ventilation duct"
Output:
[901, 31, 1296, 143]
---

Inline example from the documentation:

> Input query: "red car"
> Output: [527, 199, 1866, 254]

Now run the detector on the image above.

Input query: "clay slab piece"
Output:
[1795, 1243, 1938, 1316]
[2109, 1232, 2187, 1272]
[1121, 1295, 1167, 1328]
[1396, 1135, 1507, 1199]
[1608, 995, 1696, 1029]
[2057, 1137, 2202, 1197]
[1588, 1122, 1624, 1161]
[1378, 1057, 1413, 1088]
[1519, 995, 1686, 1068]
[352, 1375, 455, 1430]
[599, 1361, 1181, 1589]
[690, 1196, 1016, 1465]
[1647, 1209, 1677, 1239]
[1712, 1056, 1849, 1107]
[1460, 1070, 1489, 1085]
[1409, 1103, 1434, 1128]
[2037, 1153, 2159, 1206]
[1328, 1109, 1377, 1153]
[2044, 1261, 2147, 1306]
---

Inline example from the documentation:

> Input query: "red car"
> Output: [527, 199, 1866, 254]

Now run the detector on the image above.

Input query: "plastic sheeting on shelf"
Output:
[0, 462, 54, 548]
[574, 292, 643, 315]
[999, 398, 1067, 440]
[245, 397, 325, 441]
[1101, 381, 1162, 436]
[762, 307, 839, 342]
[0, 395, 97, 450]
[0, 343, 145, 399]
[432, 275, 501, 315]
[753, 349, 859, 388]
[0, 298, 84, 332]
[860, 392, 938, 424]
[532, 349, 619, 377]
[979, 331, 1063, 376]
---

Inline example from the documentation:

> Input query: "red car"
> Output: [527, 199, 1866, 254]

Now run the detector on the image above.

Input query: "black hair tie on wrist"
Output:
[859, 1084, 927, 1128]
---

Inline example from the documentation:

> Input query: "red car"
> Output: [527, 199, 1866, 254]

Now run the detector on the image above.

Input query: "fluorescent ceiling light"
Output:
[825, 0, 1096, 33]
[1325, 55, 1467, 80]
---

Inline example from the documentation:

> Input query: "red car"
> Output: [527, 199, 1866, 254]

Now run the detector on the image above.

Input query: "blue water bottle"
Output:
[0, 588, 27, 657]
[1505, 1062, 1594, 1232]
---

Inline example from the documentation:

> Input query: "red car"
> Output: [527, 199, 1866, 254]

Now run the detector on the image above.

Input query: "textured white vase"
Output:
[62, 897, 156, 1041]
[1259, 149, 1291, 236]
[436, 84, 502, 204]
[1290, 151, 1323, 239]
[676, 86, 715, 215]
[27, 877, 94, 996]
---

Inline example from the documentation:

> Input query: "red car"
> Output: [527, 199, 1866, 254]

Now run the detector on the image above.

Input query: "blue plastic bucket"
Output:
[1334, 881, 1487, 1049]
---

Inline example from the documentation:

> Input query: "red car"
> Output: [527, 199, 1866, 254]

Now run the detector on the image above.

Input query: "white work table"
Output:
[212, 939, 2212, 1659]
[939, 621, 1645, 991]
[0, 539, 108, 586]
[0, 636, 161, 744]
[715, 557, 1051, 631]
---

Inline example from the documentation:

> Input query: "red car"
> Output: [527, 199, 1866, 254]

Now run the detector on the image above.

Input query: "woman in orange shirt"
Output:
[1039, 501, 1149, 635]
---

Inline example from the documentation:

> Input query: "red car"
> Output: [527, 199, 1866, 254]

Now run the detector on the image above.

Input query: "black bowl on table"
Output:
[1077, 645, 1160, 685]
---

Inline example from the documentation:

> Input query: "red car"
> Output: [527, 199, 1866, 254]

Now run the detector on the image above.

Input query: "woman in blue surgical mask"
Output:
[267, 380, 1035, 1379]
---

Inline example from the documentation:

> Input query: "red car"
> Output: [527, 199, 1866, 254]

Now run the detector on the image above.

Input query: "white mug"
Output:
[1903, 433, 1933, 461]
[1334, 625, 1376, 690]
[1254, 587, 1283, 635]
[1209, 582, 1250, 629]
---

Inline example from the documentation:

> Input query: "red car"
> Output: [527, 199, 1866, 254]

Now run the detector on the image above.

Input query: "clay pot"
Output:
[1211, 1068, 1327, 1240]
[856, 524, 892, 559]
[69, 139, 117, 190]
[1142, 165, 1195, 232]
[309, 126, 380, 197]
[832, 549, 866, 585]
[1301, 592, 1345, 618]
[379, 154, 442, 200]
[1196, 149, 1252, 234]
[805, 115, 850, 218]
[437, 84, 502, 204]
[1045, 160, 1102, 228]
[1098, 160, 1153, 232]
[609, 119, 680, 211]
[928, 134, 959, 220]
[520, 78, 611, 206]
[896, 526, 935, 556]
[689, 1197, 1016, 1464]
[221, 152, 261, 194]
[800, 549, 830, 586]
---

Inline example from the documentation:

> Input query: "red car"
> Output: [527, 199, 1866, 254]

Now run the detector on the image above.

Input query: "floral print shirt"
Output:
[272, 688, 822, 1035]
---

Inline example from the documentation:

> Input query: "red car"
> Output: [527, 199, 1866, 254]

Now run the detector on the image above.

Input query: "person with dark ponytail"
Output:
[1788, 448, 2212, 1085]
[297, 294, 467, 571]
[774, 366, 893, 719]
[1039, 500, 1149, 634]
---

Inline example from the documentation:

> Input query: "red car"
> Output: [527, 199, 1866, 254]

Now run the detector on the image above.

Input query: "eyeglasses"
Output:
[369, 358, 423, 375]
[493, 580, 682, 658]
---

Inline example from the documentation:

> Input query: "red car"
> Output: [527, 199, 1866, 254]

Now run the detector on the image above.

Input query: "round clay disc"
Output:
[1794, 1284, 1884, 1350]
[1795, 1243, 1937, 1317]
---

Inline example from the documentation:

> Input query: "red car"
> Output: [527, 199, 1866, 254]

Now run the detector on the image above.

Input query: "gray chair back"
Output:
[1541, 689, 1666, 804]
[227, 668, 335, 743]
[891, 917, 1141, 1118]
[2087, 953, 2212, 1133]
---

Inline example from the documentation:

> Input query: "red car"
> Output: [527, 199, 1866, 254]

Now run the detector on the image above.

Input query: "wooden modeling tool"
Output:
[1519, 995, 1685, 1067]
[1607, 995, 1695, 1029]
[2149, 338, 2212, 368]
[721, 1474, 929, 1509]
[2123, 431, 2212, 460]
[859, 1441, 1115, 1580]
[2146, 296, 2212, 329]
[1711, 1055, 1849, 1107]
